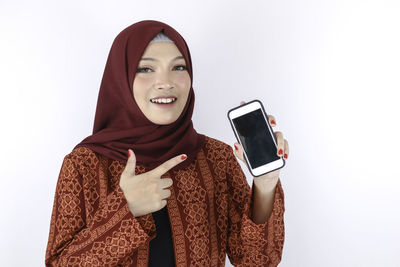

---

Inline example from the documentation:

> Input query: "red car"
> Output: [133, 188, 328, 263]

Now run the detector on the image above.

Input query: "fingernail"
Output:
[181, 155, 187, 160]
[278, 149, 283, 155]
[271, 120, 276, 125]
[234, 144, 238, 150]
[127, 149, 131, 157]
[284, 154, 288, 159]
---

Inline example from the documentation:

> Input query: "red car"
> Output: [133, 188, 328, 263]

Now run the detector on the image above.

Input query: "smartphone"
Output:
[227, 100, 285, 177]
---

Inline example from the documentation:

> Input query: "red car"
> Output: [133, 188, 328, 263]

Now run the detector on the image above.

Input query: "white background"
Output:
[1, 0, 399, 266]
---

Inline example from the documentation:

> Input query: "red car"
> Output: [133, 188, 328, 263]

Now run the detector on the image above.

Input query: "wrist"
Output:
[253, 175, 278, 193]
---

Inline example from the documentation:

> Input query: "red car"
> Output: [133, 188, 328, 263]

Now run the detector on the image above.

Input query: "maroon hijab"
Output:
[74, 20, 205, 170]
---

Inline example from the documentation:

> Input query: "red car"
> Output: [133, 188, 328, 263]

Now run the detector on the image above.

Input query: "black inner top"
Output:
[148, 206, 175, 267]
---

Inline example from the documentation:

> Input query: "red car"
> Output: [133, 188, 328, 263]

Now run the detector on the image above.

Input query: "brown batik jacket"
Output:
[45, 136, 285, 266]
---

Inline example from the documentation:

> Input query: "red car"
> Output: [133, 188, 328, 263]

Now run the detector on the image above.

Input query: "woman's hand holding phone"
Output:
[227, 99, 289, 223]
[232, 101, 289, 184]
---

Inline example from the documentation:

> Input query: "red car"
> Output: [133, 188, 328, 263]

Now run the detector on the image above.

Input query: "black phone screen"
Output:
[232, 109, 280, 169]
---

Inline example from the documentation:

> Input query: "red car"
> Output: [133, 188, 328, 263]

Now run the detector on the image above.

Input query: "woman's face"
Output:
[132, 41, 191, 125]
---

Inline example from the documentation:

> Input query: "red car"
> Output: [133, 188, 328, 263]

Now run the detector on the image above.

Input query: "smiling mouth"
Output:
[150, 97, 177, 104]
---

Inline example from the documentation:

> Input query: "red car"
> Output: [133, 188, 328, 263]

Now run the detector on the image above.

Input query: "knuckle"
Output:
[153, 192, 160, 201]
[151, 182, 158, 191]
[156, 166, 167, 176]
[159, 165, 167, 174]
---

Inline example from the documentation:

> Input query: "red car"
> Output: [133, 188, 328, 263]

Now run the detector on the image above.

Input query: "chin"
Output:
[149, 116, 179, 125]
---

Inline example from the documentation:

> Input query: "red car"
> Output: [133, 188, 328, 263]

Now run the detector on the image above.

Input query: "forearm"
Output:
[251, 176, 279, 224]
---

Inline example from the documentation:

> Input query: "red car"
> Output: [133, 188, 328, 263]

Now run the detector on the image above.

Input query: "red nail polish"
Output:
[284, 154, 288, 159]
[234, 144, 238, 150]
[278, 149, 283, 155]
[181, 155, 187, 160]
[128, 150, 131, 157]
[271, 120, 276, 125]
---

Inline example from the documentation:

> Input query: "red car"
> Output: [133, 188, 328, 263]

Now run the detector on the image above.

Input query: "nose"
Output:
[155, 70, 173, 90]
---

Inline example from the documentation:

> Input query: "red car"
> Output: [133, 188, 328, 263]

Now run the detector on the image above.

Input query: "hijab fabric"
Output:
[74, 20, 205, 170]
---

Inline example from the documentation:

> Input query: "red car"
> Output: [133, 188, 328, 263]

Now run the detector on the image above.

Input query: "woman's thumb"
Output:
[125, 149, 136, 175]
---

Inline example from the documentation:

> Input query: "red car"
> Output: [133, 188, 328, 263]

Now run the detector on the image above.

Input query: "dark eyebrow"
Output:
[140, 57, 156, 61]
[173, 56, 185, 61]
[139, 56, 185, 62]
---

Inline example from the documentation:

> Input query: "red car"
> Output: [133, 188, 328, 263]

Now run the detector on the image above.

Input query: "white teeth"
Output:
[150, 98, 177, 104]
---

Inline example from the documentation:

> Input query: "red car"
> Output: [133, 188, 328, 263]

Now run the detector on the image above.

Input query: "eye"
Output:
[136, 67, 153, 73]
[173, 65, 187, 71]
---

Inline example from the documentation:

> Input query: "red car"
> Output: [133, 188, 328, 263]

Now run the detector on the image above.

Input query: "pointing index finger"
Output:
[150, 154, 187, 177]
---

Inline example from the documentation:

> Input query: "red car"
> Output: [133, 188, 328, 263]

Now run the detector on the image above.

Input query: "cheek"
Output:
[133, 76, 151, 103]
[174, 72, 191, 92]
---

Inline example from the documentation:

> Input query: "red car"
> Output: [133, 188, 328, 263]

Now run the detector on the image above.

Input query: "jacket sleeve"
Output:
[225, 147, 285, 267]
[45, 151, 156, 266]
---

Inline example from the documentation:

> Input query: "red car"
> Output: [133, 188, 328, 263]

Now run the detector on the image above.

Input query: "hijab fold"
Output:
[74, 20, 205, 170]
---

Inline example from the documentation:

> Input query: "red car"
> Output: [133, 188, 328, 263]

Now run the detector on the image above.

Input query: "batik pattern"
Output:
[45, 136, 285, 266]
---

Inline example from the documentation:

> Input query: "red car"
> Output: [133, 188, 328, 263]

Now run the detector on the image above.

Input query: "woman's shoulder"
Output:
[203, 135, 231, 149]
[63, 146, 101, 168]
[202, 135, 234, 159]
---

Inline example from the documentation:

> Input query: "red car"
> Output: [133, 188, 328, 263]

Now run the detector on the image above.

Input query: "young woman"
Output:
[45, 20, 288, 267]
